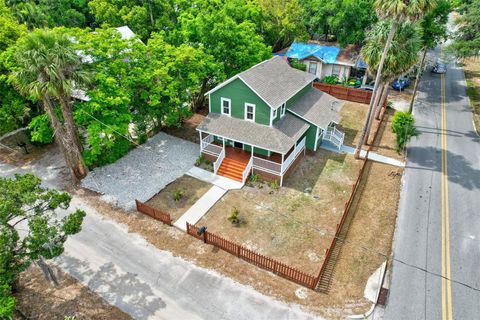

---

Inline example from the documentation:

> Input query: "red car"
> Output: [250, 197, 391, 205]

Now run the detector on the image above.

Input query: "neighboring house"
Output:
[277, 42, 367, 82]
[197, 56, 345, 185]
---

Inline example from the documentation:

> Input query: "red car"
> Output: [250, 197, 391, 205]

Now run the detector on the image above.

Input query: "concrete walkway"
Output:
[173, 185, 227, 231]
[186, 166, 243, 190]
[1, 156, 318, 319]
[321, 143, 405, 167]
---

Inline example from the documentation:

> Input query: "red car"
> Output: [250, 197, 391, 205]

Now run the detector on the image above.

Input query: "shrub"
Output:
[195, 155, 205, 166]
[172, 188, 184, 202]
[28, 114, 54, 144]
[322, 75, 339, 84]
[269, 180, 279, 190]
[228, 207, 240, 224]
[289, 58, 307, 71]
[250, 173, 259, 184]
[391, 111, 419, 152]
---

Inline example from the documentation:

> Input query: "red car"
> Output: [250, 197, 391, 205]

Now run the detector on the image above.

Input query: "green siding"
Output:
[210, 78, 271, 126]
[253, 147, 269, 156]
[244, 144, 252, 152]
[303, 124, 318, 151]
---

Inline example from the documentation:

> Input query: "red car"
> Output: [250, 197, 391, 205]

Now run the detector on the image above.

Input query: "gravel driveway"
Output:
[82, 132, 198, 210]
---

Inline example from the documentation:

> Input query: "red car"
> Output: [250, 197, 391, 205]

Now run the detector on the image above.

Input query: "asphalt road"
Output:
[384, 47, 480, 319]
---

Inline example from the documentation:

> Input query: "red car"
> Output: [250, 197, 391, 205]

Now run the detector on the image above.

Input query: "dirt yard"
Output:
[14, 264, 131, 320]
[463, 58, 480, 134]
[0, 130, 54, 166]
[164, 113, 205, 143]
[145, 175, 212, 221]
[196, 150, 362, 275]
[339, 101, 404, 161]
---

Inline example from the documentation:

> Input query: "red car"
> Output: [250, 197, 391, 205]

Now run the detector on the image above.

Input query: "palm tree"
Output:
[13, 29, 90, 183]
[354, 0, 437, 158]
[360, 21, 422, 143]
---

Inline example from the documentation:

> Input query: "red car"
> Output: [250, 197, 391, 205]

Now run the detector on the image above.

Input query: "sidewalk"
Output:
[173, 185, 227, 231]
[321, 143, 405, 167]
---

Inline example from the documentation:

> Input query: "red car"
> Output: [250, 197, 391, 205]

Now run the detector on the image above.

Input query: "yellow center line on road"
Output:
[441, 73, 453, 320]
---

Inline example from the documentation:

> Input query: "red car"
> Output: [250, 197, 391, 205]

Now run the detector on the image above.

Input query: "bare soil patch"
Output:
[164, 113, 205, 143]
[145, 175, 212, 221]
[463, 58, 480, 134]
[337, 101, 367, 146]
[13, 264, 131, 320]
[197, 150, 362, 275]
[0, 130, 53, 166]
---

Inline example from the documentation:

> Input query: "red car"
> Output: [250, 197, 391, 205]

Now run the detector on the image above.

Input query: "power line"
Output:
[82, 107, 480, 294]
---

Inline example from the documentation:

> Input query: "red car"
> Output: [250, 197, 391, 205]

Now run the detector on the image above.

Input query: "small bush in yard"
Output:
[269, 180, 279, 190]
[195, 155, 204, 166]
[391, 111, 419, 152]
[172, 188, 184, 202]
[323, 75, 339, 84]
[228, 207, 240, 224]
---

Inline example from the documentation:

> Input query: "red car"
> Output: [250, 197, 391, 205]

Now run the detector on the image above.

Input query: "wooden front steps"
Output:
[217, 157, 248, 182]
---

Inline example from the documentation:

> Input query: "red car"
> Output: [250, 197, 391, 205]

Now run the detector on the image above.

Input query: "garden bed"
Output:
[195, 150, 363, 274]
[145, 175, 212, 222]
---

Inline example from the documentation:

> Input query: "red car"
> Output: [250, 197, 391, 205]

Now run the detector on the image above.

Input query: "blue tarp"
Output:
[285, 42, 341, 64]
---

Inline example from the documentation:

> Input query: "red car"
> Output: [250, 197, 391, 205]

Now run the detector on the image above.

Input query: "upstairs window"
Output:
[280, 103, 286, 117]
[221, 97, 231, 116]
[273, 108, 278, 119]
[245, 103, 255, 122]
[308, 61, 318, 75]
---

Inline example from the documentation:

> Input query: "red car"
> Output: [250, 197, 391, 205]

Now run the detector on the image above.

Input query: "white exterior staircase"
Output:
[323, 125, 345, 149]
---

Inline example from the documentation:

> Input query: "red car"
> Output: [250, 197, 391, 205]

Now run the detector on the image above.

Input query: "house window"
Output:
[221, 97, 231, 116]
[308, 62, 318, 75]
[273, 108, 277, 119]
[280, 103, 286, 117]
[332, 65, 341, 77]
[245, 103, 255, 122]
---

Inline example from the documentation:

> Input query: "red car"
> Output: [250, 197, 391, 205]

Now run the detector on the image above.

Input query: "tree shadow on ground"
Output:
[407, 146, 480, 191]
[57, 255, 166, 319]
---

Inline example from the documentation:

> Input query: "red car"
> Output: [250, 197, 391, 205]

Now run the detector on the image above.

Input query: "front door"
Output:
[234, 141, 243, 149]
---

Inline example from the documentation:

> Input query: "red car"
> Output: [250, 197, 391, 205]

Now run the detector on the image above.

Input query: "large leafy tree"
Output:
[175, 0, 271, 78]
[10, 29, 91, 182]
[354, 0, 437, 158]
[0, 173, 86, 319]
[450, 0, 480, 58]
[300, 0, 377, 45]
[409, 0, 451, 113]
[361, 21, 422, 141]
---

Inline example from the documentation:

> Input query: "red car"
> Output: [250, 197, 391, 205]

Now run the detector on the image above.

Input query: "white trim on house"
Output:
[314, 126, 320, 152]
[272, 108, 278, 119]
[208, 93, 211, 113]
[280, 103, 286, 118]
[244, 103, 256, 122]
[221, 97, 231, 116]
[197, 129, 287, 155]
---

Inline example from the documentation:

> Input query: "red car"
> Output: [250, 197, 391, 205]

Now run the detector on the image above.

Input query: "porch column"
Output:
[199, 131, 203, 152]
[251, 146, 254, 174]
[280, 153, 285, 186]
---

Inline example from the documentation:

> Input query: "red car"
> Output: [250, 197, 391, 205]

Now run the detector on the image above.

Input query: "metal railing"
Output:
[242, 156, 253, 184]
[213, 147, 225, 174]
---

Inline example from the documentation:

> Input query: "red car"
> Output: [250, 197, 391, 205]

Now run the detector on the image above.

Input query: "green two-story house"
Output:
[197, 56, 345, 185]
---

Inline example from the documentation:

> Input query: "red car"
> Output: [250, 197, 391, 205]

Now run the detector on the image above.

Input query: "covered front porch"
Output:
[199, 131, 306, 186]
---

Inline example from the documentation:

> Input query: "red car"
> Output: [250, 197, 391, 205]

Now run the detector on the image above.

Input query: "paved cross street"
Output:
[385, 45, 480, 319]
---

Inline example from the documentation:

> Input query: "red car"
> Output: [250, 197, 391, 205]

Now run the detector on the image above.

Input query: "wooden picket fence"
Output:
[135, 199, 172, 226]
[313, 82, 373, 104]
[186, 223, 319, 289]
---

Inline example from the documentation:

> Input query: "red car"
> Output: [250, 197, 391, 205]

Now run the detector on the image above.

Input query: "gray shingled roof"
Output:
[197, 113, 309, 154]
[288, 88, 344, 129]
[238, 56, 317, 108]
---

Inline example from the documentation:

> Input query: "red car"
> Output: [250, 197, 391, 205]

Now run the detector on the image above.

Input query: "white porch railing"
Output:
[213, 147, 225, 174]
[252, 136, 306, 177]
[242, 156, 253, 184]
[281, 137, 305, 174]
[201, 135, 223, 156]
[323, 126, 344, 149]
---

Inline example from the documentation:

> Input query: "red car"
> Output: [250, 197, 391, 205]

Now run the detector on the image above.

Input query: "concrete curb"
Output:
[347, 261, 388, 320]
